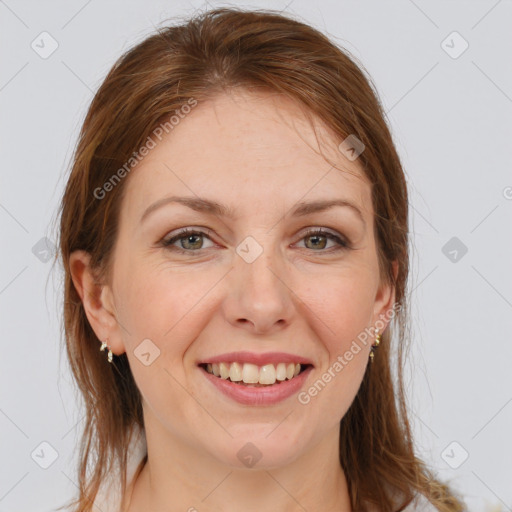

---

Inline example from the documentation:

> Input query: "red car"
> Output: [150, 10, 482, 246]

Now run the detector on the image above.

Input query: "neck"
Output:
[126, 423, 352, 512]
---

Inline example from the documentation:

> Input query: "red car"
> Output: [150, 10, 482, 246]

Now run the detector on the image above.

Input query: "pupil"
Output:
[184, 234, 202, 249]
[308, 235, 326, 250]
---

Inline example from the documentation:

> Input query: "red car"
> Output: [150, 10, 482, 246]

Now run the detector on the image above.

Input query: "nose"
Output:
[223, 243, 294, 335]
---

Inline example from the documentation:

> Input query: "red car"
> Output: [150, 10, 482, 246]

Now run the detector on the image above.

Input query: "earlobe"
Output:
[69, 250, 122, 353]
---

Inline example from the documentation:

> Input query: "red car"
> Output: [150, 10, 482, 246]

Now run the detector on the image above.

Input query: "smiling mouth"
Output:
[199, 362, 312, 387]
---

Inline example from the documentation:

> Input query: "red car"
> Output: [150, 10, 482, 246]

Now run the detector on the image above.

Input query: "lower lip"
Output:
[200, 365, 313, 406]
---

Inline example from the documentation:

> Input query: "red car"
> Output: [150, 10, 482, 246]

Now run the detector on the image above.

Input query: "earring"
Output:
[369, 328, 381, 364]
[100, 339, 113, 363]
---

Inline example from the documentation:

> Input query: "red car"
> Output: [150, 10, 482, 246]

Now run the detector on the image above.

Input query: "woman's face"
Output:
[99, 89, 394, 468]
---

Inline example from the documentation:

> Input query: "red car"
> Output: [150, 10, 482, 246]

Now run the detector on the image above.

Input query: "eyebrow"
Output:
[139, 195, 366, 226]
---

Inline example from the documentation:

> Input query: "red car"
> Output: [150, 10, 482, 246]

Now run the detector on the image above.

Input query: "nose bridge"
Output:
[227, 231, 292, 332]
[237, 232, 282, 293]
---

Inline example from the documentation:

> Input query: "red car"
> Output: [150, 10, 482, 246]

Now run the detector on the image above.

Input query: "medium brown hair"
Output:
[55, 7, 465, 511]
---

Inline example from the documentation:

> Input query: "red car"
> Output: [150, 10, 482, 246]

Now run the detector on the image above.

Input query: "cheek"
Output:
[300, 274, 373, 420]
[306, 269, 377, 351]
[113, 264, 210, 409]
[114, 260, 223, 354]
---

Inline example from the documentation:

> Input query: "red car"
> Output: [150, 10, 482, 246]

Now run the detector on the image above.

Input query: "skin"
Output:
[70, 88, 396, 512]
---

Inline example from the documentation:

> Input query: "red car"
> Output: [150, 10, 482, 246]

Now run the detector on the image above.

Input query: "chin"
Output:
[209, 430, 308, 470]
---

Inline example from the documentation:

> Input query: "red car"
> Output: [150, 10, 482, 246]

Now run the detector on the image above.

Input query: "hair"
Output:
[55, 6, 465, 512]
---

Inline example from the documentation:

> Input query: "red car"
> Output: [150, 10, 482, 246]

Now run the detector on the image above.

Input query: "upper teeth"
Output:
[205, 362, 302, 385]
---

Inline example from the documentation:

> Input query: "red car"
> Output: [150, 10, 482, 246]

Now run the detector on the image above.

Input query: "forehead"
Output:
[121, 89, 372, 222]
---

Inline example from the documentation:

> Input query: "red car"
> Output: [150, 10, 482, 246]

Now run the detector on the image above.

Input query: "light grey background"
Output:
[1, 1, 511, 511]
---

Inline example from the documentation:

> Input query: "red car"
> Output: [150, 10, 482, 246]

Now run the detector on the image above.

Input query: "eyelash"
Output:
[161, 227, 350, 255]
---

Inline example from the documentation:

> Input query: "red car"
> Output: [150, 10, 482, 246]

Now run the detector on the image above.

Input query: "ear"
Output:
[69, 250, 124, 355]
[371, 260, 398, 332]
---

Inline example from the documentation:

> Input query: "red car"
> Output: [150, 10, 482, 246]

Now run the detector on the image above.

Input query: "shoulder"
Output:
[401, 493, 440, 512]
[365, 493, 441, 512]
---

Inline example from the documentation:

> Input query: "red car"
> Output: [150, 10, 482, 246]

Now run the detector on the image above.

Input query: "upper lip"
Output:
[197, 351, 314, 367]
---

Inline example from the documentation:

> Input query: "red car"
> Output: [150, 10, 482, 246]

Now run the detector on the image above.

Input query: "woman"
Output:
[57, 7, 465, 512]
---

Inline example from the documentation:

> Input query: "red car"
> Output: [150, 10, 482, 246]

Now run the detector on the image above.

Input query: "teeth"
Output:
[259, 364, 276, 385]
[242, 363, 260, 383]
[229, 362, 243, 382]
[204, 361, 306, 385]
[219, 362, 230, 380]
[276, 363, 287, 381]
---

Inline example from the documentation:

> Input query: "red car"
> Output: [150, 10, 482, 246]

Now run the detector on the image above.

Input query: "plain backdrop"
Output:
[1, 1, 511, 511]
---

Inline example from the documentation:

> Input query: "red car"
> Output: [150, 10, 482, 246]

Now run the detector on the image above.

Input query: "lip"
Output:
[199, 364, 314, 406]
[197, 351, 314, 366]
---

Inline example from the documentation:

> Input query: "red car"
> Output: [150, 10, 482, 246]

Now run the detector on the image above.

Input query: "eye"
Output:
[161, 228, 215, 253]
[161, 227, 350, 254]
[297, 228, 350, 252]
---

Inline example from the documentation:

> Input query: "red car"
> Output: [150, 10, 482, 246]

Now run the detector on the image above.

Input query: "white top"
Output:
[93, 426, 438, 512]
